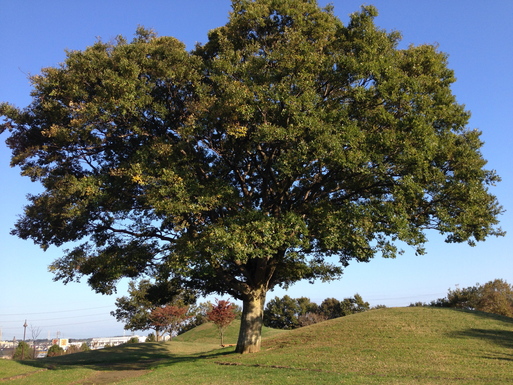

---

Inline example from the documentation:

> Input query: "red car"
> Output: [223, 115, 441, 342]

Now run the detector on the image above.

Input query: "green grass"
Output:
[2, 308, 513, 384]
[174, 319, 287, 345]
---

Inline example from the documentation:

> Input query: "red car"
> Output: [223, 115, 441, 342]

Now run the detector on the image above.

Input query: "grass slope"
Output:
[215, 307, 513, 383]
[2, 308, 512, 384]
[174, 319, 287, 345]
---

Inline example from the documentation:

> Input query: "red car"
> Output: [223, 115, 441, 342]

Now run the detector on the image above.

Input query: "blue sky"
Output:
[1, 0, 512, 340]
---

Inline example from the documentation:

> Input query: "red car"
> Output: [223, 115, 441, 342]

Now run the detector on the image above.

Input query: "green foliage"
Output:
[111, 280, 158, 337]
[340, 294, 370, 315]
[0, 0, 503, 353]
[264, 295, 317, 329]
[319, 295, 370, 319]
[477, 279, 513, 317]
[47, 344, 64, 357]
[111, 279, 195, 341]
[264, 294, 368, 329]
[415, 279, 513, 317]
[80, 342, 90, 351]
[12, 341, 33, 360]
[126, 337, 140, 344]
[146, 333, 156, 342]
[318, 297, 342, 319]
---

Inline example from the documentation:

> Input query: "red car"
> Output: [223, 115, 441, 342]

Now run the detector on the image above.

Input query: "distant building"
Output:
[51, 338, 69, 350]
[90, 335, 147, 349]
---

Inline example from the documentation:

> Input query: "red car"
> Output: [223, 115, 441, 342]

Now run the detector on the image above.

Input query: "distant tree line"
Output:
[112, 280, 380, 335]
[410, 279, 513, 317]
[263, 294, 379, 330]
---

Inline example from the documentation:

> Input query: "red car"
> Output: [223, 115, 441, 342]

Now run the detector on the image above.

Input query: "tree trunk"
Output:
[235, 290, 266, 354]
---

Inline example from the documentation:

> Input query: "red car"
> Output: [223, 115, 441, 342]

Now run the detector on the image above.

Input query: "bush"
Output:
[423, 279, 513, 317]
[12, 341, 33, 360]
[66, 345, 81, 354]
[298, 312, 327, 327]
[126, 337, 139, 344]
[47, 344, 64, 357]
[80, 342, 90, 351]
[146, 333, 156, 342]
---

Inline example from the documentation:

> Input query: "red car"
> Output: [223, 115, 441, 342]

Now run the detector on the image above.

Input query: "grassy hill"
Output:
[174, 319, 287, 345]
[2, 307, 513, 384]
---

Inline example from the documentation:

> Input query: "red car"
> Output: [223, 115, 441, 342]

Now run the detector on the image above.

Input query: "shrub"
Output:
[126, 337, 140, 344]
[47, 344, 64, 357]
[12, 341, 33, 360]
[80, 342, 90, 351]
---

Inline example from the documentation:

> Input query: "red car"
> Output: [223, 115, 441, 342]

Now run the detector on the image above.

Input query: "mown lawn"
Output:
[2, 307, 512, 384]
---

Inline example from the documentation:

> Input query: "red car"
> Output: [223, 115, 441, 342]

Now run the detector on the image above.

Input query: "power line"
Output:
[1, 318, 117, 331]
[2, 305, 113, 316]
[0, 312, 111, 324]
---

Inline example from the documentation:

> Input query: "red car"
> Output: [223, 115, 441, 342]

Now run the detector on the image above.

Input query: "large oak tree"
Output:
[0, 0, 503, 353]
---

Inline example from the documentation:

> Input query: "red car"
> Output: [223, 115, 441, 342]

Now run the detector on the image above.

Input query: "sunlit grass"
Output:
[3, 308, 513, 384]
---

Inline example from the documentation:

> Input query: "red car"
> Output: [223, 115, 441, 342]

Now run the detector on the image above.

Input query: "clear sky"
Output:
[1, 0, 512, 340]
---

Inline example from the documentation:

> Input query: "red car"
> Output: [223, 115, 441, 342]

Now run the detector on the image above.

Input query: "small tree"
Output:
[208, 299, 237, 345]
[13, 341, 33, 360]
[146, 333, 156, 342]
[47, 344, 64, 357]
[111, 279, 195, 341]
[149, 305, 190, 340]
[477, 279, 513, 317]
[339, 294, 370, 316]
[30, 325, 42, 359]
[66, 345, 81, 354]
[80, 342, 90, 351]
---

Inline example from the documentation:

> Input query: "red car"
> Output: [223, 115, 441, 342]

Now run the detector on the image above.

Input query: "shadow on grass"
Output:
[447, 311, 513, 361]
[468, 309, 513, 325]
[18, 342, 236, 372]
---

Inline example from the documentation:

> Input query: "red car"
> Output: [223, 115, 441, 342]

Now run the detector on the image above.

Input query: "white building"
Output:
[90, 335, 147, 349]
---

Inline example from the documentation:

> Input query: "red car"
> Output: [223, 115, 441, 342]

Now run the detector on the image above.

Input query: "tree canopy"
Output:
[0, 0, 503, 353]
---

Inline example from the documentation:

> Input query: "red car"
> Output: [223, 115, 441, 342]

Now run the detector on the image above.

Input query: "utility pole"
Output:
[22, 320, 28, 359]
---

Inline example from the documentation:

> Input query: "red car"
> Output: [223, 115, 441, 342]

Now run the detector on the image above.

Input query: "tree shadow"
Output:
[467, 309, 513, 325]
[447, 311, 513, 361]
[18, 342, 235, 372]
